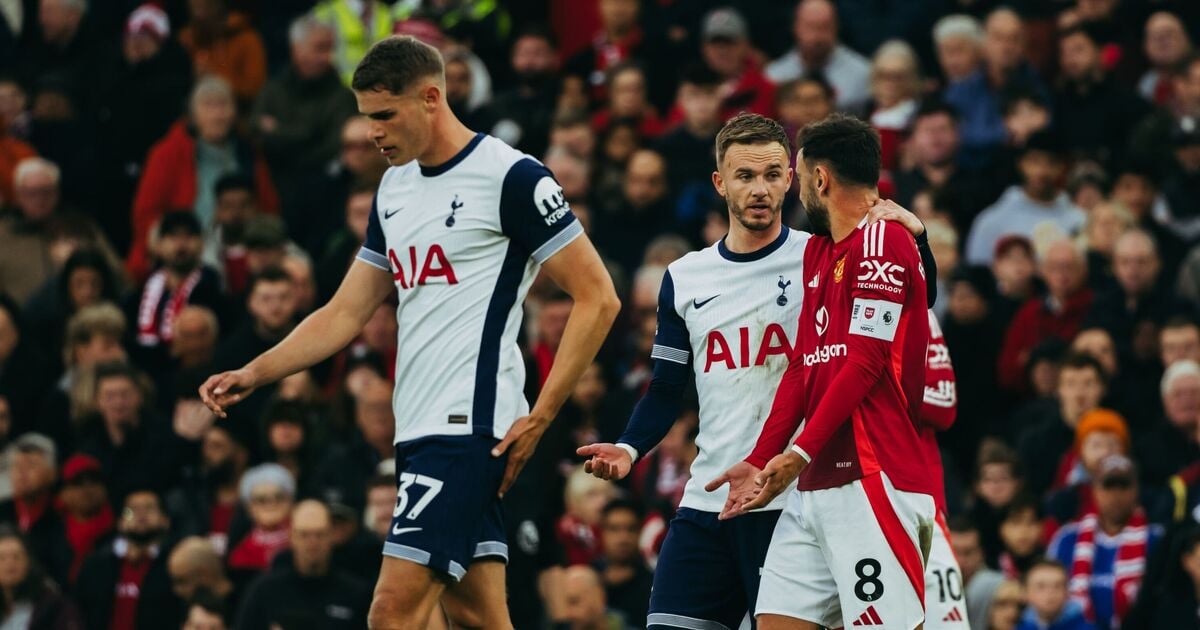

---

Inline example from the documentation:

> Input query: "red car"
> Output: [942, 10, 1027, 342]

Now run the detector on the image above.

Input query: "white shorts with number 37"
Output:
[925, 511, 970, 629]
[755, 472, 935, 629]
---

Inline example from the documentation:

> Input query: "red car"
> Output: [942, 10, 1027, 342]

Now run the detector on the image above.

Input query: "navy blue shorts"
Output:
[648, 507, 781, 629]
[383, 435, 508, 582]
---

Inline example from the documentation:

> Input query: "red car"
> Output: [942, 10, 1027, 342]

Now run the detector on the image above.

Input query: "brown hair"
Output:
[714, 113, 791, 166]
[352, 36, 444, 94]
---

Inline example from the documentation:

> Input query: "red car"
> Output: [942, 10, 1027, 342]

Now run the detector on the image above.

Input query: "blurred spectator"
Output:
[444, 48, 497, 136]
[313, 376, 393, 512]
[0, 435, 68, 586]
[0, 157, 63, 303]
[629, 413, 695, 522]
[392, 0, 511, 77]
[170, 306, 219, 373]
[228, 463, 294, 576]
[895, 101, 994, 237]
[75, 488, 178, 630]
[1045, 407, 1128, 518]
[997, 240, 1093, 396]
[990, 235, 1038, 330]
[167, 537, 234, 612]
[1067, 163, 1108, 215]
[698, 7, 774, 121]
[1017, 354, 1107, 499]
[0, 117, 35, 207]
[235, 500, 369, 629]
[127, 76, 279, 280]
[593, 498, 651, 627]
[1130, 53, 1200, 177]
[0, 526, 82, 628]
[1070, 329, 1153, 427]
[327, 500, 378, 585]
[593, 63, 663, 139]
[559, 564, 632, 630]
[260, 400, 315, 497]
[57, 453, 112, 583]
[1047, 454, 1163, 630]
[90, 3, 192, 254]
[18, 0, 99, 107]
[241, 215, 295, 281]
[253, 15, 356, 220]
[1138, 12, 1193, 106]
[970, 442, 1025, 564]
[127, 212, 227, 377]
[998, 495, 1045, 580]
[986, 579, 1025, 630]
[1017, 559, 1093, 630]
[491, 27, 560, 158]
[0, 77, 30, 140]
[1108, 163, 1185, 279]
[78, 362, 184, 506]
[165, 424, 248, 554]
[1078, 201, 1131, 289]
[290, 116, 385, 259]
[944, 8, 1049, 169]
[1053, 24, 1148, 169]
[549, 112, 596, 161]
[316, 181, 374, 305]
[211, 267, 297, 441]
[361, 474, 392, 541]
[765, 0, 870, 113]
[180, 590, 229, 630]
[966, 136, 1084, 266]
[1159, 317, 1200, 368]
[1159, 116, 1200, 243]
[941, 267, 1003, 454]
[948, 516, 1003, 630]
[774, 75, 834, 144]
[656, 65, 720, 218]
[933, 14, 983, 85]
[23, 248, 119, 375]
[312, 0, 393, 86]
[178, 0, 267, 105]
[557, 466, 615, 567]
[1122, 524, 1200, 628]
[1136, 360, 1200, 486]
[42, 303, 127, 436]
[869, 40, 921, 173]
[565, 0, 659, 108]
[592, 149, 673, 276]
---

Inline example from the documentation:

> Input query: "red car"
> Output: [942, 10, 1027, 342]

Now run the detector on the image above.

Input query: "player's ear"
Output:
[422, 82, 441, 111]
[814, 165, 829, 196]
[711, 170, 725, 197]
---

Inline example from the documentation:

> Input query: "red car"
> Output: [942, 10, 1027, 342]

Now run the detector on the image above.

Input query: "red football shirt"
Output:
[748, 219, 933, 495]
[920, 309, 958, 513]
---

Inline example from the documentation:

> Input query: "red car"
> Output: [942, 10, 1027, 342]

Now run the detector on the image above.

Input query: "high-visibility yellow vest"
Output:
[314, 0, 395, 86]
[392, 0, 510, 41]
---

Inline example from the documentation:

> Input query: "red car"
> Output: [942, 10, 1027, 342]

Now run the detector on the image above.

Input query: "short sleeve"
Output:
[499, 158, 583, 264]
[356, 194, 389, 271]
[649, 270, 690, 365]
[848, 221, 922, 342]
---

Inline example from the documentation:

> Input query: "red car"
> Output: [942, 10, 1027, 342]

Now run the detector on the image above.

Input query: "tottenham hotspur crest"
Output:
[777, 276, 792, 306]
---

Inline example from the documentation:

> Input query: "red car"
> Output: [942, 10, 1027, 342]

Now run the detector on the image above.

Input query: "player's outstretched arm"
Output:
[199, 261, 394, 417]
[493, 235, 620, 495]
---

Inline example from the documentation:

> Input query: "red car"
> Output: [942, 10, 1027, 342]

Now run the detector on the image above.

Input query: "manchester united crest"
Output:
[833, 256, 846, 283]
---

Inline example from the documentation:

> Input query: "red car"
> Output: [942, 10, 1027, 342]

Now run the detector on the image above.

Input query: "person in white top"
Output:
[765, 0, 871, 114]
[199, 36, 620, 630]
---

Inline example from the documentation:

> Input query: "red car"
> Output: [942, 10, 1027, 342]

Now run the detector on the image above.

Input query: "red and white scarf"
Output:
[1068, 508, 1149, 626]
[136, 269, 201, 346]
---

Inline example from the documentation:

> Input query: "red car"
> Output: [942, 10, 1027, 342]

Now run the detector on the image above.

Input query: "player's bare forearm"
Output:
[249, 261, 393, 383]
[529, 237, 620, 423]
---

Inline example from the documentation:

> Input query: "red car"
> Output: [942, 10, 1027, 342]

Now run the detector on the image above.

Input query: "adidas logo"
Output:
[852, 605, 884, 626]
[942, 607, 965, 622]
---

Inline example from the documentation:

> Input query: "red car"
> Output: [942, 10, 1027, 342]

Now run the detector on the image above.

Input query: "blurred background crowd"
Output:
[2, 0, 1200, 628]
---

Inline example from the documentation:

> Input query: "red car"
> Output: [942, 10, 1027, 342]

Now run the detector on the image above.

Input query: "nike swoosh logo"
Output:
[392, 526, 422, 535]
[693, 295, 720, 309]
[384, 207, 403, 219]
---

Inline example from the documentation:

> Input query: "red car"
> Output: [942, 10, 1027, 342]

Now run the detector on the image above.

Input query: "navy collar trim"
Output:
[420, 132, 485, 177]
[717, 226, 790, 262]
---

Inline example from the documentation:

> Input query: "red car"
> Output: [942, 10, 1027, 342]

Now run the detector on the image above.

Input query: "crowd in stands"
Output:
[3, 0, 1200, 628]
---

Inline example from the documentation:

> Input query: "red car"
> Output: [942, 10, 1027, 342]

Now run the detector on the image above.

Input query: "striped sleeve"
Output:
[649, 270, 689, 364]
[356, 194, 389, 271]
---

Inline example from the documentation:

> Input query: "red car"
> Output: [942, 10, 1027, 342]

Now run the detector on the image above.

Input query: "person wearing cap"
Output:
[0, 433, 70, 586]
[765, 0, 870, 113]
[126, 211, 228, 379]
[1047, 454, 1164, 630]
[965, 132, 1086, 266]
[127, 75, 279, 281]
[89, 2, 192, 254]
[252, 14, 357, 224]
[696, 6, 775, 121]
[1044, 409, 1131, 525]
[58, 453, 113, 582]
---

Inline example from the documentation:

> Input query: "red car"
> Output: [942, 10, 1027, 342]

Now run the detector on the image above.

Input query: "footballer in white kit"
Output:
[579, 114, 937, 630]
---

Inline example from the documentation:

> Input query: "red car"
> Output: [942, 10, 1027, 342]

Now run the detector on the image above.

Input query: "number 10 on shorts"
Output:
[394, 473, 443, 521]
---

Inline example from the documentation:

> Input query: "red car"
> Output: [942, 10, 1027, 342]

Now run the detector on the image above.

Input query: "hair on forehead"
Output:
[715, 113, 791, 166]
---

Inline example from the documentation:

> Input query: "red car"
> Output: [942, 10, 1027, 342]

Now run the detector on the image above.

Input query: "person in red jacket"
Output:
[127, 75, 277, 282]
[998, 238, 1094, 396]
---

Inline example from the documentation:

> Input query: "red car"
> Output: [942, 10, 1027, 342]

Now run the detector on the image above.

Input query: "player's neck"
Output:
[724, 220, 781, 254]
[417, 115, 478, 169]
[830, 189, 879, 242]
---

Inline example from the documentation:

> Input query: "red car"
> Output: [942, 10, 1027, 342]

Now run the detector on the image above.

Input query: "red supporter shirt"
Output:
[748, 219, 932, 495]
[109, 555, 152, 630]
[920, 309, 958, 513]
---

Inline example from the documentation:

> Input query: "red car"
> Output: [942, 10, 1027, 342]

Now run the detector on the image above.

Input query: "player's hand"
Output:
[705, 461, 762, 521]
[741, 451, 807, 512]
[493, 414, 551, 497]
[867, 198, 924, 238]
[576, 443, 633, 481]
[198, 368, 259, 418]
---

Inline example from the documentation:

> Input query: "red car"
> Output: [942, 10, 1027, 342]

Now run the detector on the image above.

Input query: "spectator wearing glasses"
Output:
[227, 464, 294, 577]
